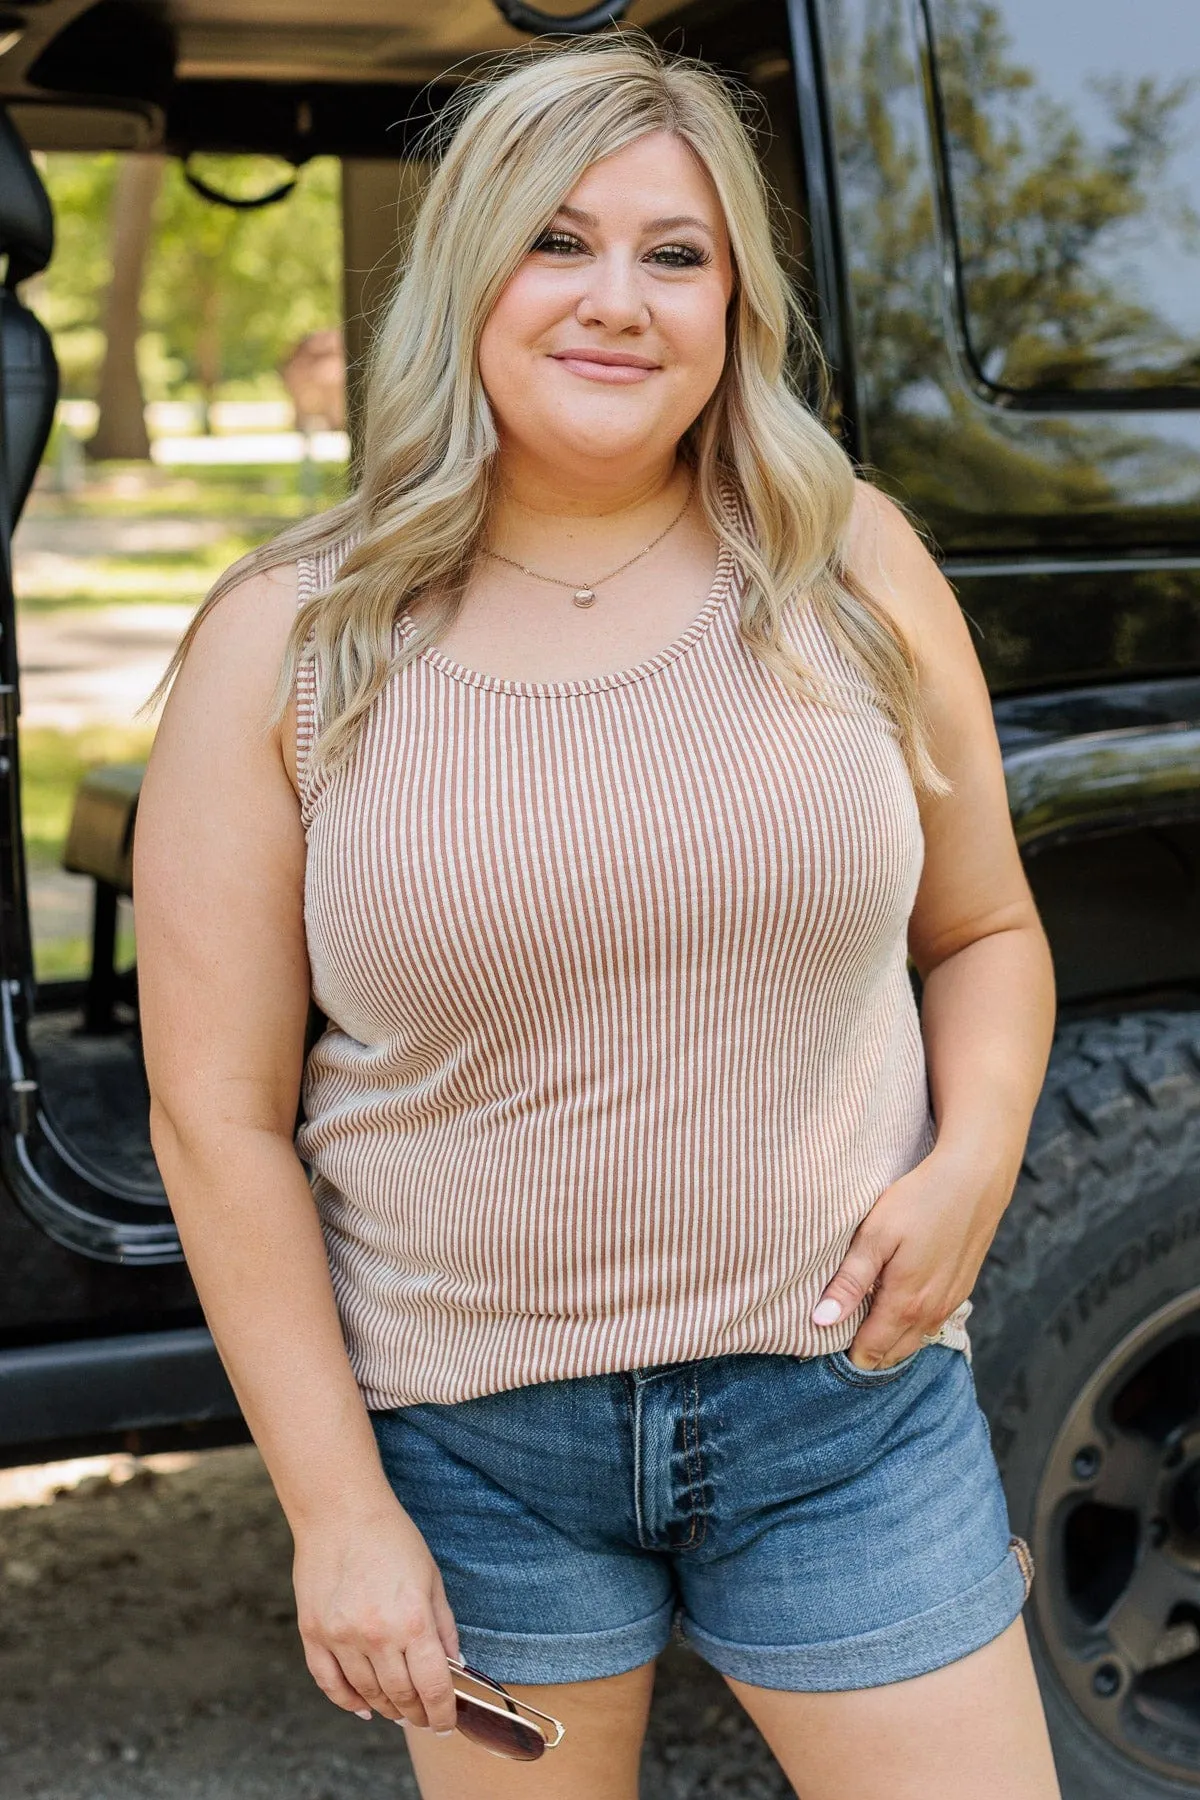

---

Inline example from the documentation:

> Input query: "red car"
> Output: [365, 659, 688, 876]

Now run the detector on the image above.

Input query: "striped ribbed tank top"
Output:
[294, 478, 971, 1408]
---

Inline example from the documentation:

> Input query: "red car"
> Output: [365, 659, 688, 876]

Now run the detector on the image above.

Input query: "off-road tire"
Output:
[970, 1009, 1200, 1799]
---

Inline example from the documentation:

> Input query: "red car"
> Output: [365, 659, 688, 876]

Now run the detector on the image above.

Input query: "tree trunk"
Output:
[194, 278, 222, 434]
[87, 154, 164, 462]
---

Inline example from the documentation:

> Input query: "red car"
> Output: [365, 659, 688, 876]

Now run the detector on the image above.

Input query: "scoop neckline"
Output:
[392, 483, 744, 699]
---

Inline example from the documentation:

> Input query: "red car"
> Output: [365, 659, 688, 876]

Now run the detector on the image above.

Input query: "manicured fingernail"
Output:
[812, 1298, 842, 1325]
[356, 1710, 372, 1721]
[435, 1729, 456, 1738]
[394, 1719, 409, 1728]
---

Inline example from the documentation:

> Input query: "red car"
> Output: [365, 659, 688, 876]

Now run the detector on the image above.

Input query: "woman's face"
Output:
[477, 130, 735, 478]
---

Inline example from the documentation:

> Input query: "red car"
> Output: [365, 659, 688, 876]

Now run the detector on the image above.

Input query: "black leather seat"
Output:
[0, 108, 57, 541]
[0, 115, 143, 1032]
[0, 116, 140, 1034]
[0, 109, 57, 1019]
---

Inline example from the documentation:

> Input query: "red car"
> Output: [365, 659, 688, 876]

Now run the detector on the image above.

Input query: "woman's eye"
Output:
[648, 243, 710, 269]
[531, 230, 585, 255]
[529, 231, 710, 268]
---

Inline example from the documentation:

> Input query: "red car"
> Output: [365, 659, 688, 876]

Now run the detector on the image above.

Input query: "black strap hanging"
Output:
[491, 0, 630, 35]
[182, 156, 300, 211]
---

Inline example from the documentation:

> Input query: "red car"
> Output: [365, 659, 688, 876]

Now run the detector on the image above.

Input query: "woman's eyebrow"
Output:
[557, 203, 715, 239]
[645, 214, 715, 238]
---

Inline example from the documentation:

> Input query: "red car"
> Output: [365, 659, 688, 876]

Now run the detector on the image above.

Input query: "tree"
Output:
[141, 156, 341, 421]
[35, 150, 341, 422]
[35, 154, 118, 399]
[87, 154, 164, 460]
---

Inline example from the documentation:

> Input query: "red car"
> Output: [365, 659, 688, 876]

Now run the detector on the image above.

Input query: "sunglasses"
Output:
[444, 1656, 566, 1761]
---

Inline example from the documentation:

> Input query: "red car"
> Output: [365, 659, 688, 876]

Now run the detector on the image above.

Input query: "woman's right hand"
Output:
[293, 1498, 463, 1734]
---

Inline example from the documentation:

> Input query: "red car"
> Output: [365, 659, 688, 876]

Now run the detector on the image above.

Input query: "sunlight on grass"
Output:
[37, 459, 347, 522]
[17, 550, 244, 607]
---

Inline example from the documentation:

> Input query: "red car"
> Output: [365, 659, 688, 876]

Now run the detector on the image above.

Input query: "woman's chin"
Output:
[510, 422, 678, 471]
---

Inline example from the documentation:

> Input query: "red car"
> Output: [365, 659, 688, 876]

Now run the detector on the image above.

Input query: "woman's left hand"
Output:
[811, 1143, 1014, 1370]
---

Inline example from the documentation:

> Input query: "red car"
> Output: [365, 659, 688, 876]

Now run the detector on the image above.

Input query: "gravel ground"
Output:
[0, 1448, 792, 1799]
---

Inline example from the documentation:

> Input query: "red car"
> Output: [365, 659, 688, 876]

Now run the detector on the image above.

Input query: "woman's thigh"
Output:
[725, 1617, 1060, 1800]
[400, 1662, 657, 1800]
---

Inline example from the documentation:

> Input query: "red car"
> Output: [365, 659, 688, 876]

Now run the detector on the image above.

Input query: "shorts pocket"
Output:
[824, 1345, 927, 1388]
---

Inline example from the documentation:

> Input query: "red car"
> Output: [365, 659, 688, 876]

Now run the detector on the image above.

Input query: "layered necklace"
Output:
[483, 480, 693, 608]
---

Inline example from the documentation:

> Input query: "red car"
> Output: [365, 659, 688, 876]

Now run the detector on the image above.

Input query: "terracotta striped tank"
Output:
[294, 478, 970, 1407]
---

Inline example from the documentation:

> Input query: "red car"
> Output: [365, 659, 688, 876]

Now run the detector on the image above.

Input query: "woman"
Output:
[135, 31, 1061, 1800]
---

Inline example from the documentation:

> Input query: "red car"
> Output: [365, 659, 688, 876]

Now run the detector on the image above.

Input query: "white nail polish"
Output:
[355, 1710, 372, 1721]
[435, 1729, 456, 1738]
[812, 1298, 842, 1325]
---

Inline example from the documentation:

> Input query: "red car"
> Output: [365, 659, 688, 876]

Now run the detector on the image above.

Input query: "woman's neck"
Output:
[487, 452, 692, 566]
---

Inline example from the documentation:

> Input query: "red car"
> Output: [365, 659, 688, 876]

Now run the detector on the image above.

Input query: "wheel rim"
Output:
[1033, 1287, 1200, 1784]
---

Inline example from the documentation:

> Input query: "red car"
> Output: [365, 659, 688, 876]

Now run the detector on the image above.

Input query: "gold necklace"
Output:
[483, 481, 693, 609]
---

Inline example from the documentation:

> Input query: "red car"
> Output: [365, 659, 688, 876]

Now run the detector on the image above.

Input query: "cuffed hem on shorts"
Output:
[681, 1540, 1031, 1692]
[454, 1594, 677, 1686]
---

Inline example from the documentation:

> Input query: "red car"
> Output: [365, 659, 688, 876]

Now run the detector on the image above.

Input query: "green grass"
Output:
[33, 935, 89, 980]
[31, 924, 137, 983]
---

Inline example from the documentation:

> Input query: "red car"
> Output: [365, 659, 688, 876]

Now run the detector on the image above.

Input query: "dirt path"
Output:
[0, 1448, 791, 1800]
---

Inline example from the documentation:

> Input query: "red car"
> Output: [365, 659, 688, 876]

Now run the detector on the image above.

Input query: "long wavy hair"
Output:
[149, 30, 947, 794]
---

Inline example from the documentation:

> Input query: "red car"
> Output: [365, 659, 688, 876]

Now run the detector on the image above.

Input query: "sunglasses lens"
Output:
[454, 1694, 546, 1761]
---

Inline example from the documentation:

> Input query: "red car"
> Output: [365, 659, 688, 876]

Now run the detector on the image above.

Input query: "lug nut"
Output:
[1092, 1662, 1122, 1698]
[1072, 1445, 1101, 1481]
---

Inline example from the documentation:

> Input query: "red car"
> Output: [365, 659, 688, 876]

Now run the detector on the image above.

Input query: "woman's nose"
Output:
[574, 253, 650, 332]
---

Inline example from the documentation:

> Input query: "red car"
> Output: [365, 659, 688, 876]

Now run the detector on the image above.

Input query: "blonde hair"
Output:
[150, 30, 947, 794]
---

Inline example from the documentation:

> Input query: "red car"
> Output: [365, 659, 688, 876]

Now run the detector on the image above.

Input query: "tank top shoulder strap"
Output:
[294, 528, 359, 828]
[717, 468, 754, 539]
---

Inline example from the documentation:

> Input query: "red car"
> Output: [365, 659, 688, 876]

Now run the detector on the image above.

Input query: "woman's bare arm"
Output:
[133, 565, 459, 1729]
[812, 483, 1056, 1367]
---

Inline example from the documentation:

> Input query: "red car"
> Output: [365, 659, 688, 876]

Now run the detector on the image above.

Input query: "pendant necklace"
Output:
[482, 480, 693, 608]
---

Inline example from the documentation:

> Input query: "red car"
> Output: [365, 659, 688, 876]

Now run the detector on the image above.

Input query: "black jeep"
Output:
[0, 3, 1197, 1795]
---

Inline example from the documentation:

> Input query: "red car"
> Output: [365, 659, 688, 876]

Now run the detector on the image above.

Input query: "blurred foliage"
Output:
[33, 152, 342, 403]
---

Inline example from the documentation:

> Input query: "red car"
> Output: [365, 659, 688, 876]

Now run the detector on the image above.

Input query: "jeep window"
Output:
[925, 0, 1200, 397]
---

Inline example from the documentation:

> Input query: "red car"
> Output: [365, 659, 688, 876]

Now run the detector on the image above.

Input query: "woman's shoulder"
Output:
[841, 476, 966, 671]
[192, 501, 361, 660]
[185, 558, 301, 682]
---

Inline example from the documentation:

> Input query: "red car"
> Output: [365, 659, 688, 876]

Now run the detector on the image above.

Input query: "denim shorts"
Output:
[369, 1343, 1033, 1691]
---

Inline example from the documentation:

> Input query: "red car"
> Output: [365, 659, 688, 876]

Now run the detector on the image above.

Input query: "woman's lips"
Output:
[550, 353, 660, 384]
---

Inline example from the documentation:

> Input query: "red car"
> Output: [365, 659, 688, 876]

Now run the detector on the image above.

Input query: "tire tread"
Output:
[972, 1009, 1200, 1360]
